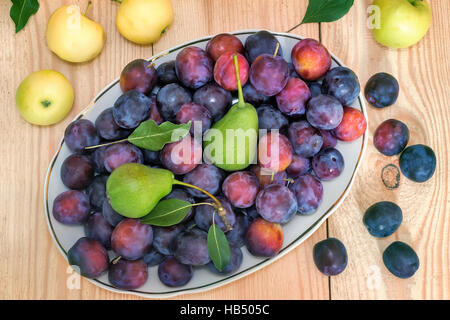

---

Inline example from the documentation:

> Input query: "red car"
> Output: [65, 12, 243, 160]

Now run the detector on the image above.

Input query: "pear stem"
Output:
[173, 180, 232, 231]
[111, 0, 122, 4]
[232, 54, 245, 109]
[84, 1, 92, 16]
[273, 43, 280, 58]
[84, 138, 128, 150]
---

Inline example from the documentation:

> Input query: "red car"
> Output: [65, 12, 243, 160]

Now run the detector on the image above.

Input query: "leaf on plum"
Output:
[128, 120, 191, 151]
[140, 199, 192, 226]
[302, 0, 354, 24]
[10, 0, 40, 33]
[207, 222, 230, 272]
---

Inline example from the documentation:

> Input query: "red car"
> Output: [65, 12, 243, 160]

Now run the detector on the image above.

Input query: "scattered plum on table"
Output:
[374, 119, 409, 156]
[313, 238, 348, 276]
[383, 241, 419, 278]
[399, 144, 436, 183]
[365, 72, 399, 108]
[363, 201, 403, 238]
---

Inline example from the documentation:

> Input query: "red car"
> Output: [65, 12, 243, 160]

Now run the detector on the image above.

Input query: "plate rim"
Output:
[43, 29, 368, 299]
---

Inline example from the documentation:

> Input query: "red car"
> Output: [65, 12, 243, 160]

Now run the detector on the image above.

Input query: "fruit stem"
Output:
[273, 43, 280, 58]
[112, 256, 122, 264]
[232, 54, 245, 109]
[173, 180, 232, 231]
[111, 0, 122, 4]
[84, 138, 128, 150]
[84, 1, 92, 16]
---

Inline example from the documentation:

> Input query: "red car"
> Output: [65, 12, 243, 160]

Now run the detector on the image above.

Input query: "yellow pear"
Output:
[116, 0, 174, 45]
[46, 4, 105, 63]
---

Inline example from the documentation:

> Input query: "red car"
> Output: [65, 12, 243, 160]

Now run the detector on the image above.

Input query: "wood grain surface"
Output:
[0, 0, 448, 300]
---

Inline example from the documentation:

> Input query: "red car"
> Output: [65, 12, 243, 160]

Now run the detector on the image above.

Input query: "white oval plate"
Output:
[44, 30, 368, 298]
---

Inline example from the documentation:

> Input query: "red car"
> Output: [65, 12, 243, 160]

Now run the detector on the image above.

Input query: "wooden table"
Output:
[0, 0, 448, 300]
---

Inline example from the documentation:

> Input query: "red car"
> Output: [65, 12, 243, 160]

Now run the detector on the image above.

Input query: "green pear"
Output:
[106, 163, 174, 218]
[204, 55, 258, 171]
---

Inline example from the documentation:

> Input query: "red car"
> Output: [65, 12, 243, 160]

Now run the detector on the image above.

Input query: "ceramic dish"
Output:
[44, 30, 368, 298]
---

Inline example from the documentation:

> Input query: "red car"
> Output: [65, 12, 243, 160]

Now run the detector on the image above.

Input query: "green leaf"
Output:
[140, 199, 192, 226]
[301, 0, 354, 24]
[128, 120, 191, 151]
[207, 223, 230, 272]
[10, 0, 40, 33]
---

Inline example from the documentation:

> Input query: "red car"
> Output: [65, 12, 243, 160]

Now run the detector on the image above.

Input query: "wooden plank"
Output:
[0, 0, 330, 299]
[320, 0, 450, 299]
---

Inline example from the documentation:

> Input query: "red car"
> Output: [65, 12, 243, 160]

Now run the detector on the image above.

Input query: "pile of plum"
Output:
[53, 31, 369, 291]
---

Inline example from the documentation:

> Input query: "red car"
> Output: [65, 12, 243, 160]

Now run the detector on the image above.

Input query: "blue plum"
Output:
[363, 201, 403, 238]
[173, 228, 210, 266]
[399, 144, 436, 182]
[68, 237, 109, 278]
[322, 67, 360, 106]
[312, 147, 345, 181]
[364, 72, 399, 109]
[111, 219, 153, 260]
[53, 190, 90, 225]
[313, 238, 348, 276]
[374, 119, 409, 156]
[383, 241, 419, 278]
[255, 184, 297, 224]
[84, 212, 114, 249]
[158, 256, 193, 287]
[108, 258, 148, 290]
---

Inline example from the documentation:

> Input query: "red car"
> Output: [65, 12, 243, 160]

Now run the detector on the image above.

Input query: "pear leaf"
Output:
[302, 0, 354, 24]
[128, 120, 191, 151]
[207, 223, 230, 272]
[10, 0, 40, 33]
[140, 199, 192, 226]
